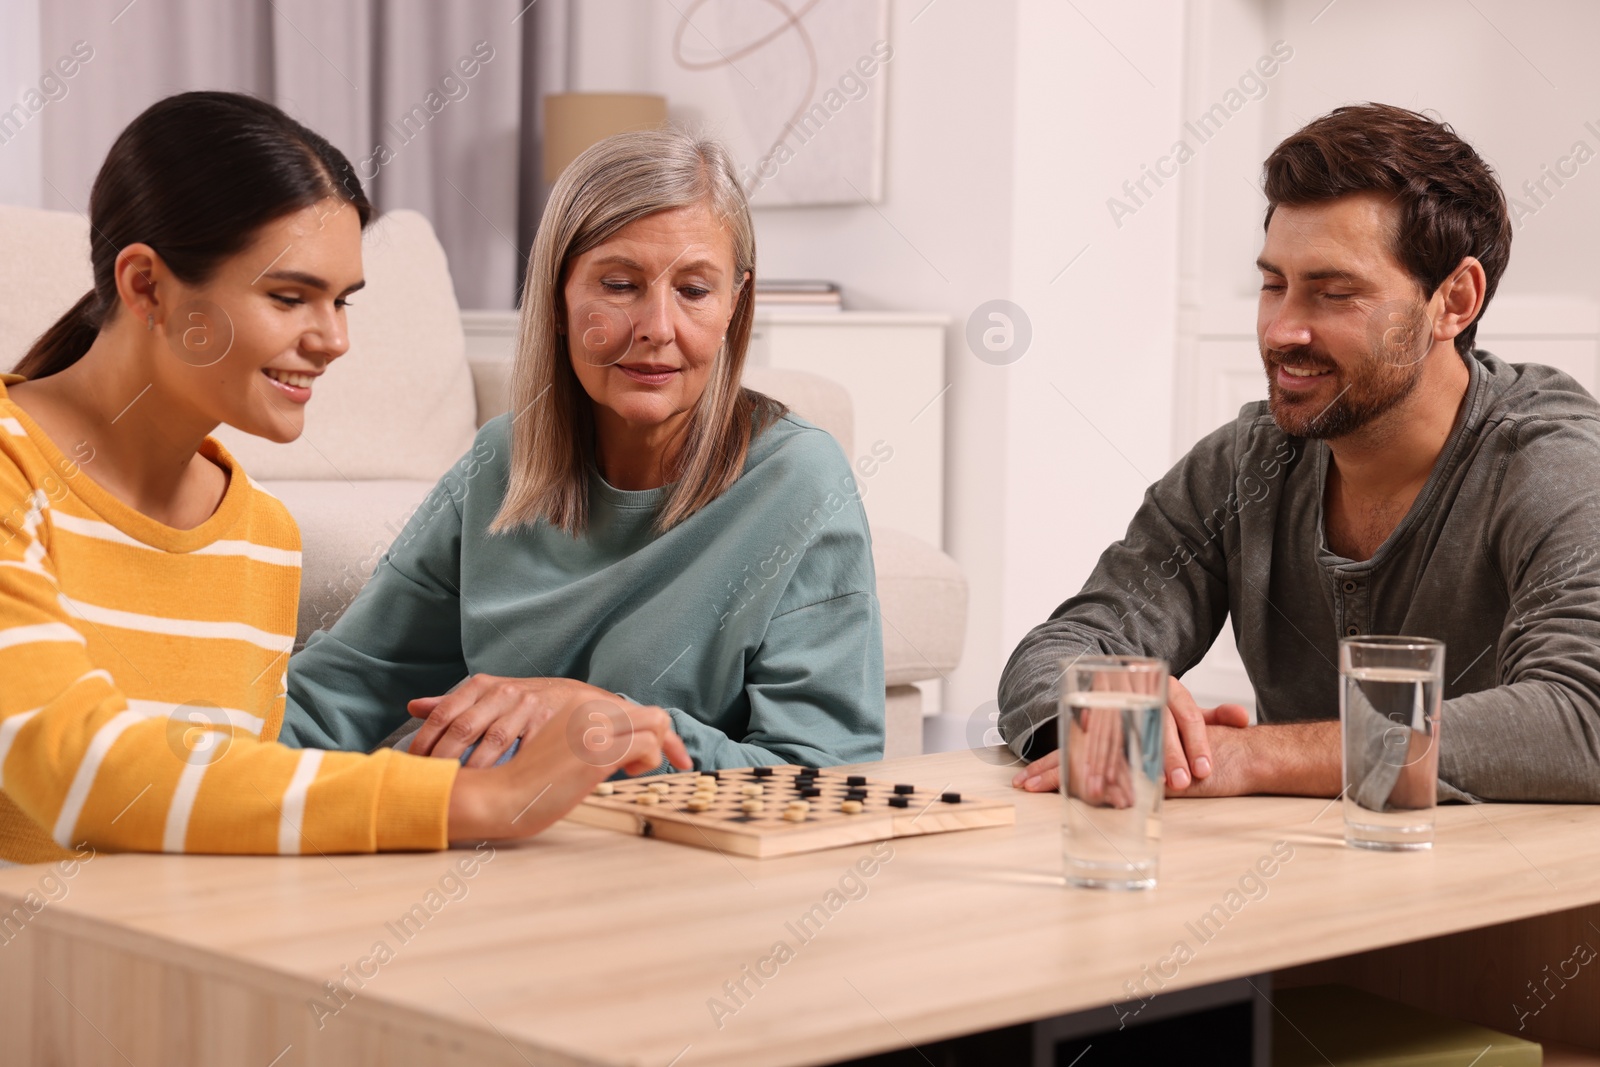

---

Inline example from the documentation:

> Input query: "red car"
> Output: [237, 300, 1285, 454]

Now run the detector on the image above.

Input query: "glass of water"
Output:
[1340, 636, 1444, 851]
[1058, 656, 1167, 889]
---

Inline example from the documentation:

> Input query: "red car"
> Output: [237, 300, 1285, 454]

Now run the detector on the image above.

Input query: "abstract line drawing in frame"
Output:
[660, 0, 891, 206]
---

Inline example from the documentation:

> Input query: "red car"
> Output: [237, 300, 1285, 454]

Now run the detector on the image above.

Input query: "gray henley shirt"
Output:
[998, 349, 1600, 802]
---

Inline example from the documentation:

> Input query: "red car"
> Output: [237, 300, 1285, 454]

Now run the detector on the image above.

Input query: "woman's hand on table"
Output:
[1010, 676, 1251, 795]
[408, 675, 620, 767]
[447, 695, 693, 841]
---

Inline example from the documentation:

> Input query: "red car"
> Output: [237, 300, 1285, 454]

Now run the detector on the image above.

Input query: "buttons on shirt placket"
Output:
[1338, 576, 1365, 638]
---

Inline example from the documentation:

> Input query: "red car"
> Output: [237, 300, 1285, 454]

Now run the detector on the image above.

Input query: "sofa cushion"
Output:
[264, 478, 437, 650]
[742, 365, 853, 458]
[0, 204, 94, 370]
[873, 527, 967, 687]
[214, 210, 478, 482]
[883, 685, 924, 759]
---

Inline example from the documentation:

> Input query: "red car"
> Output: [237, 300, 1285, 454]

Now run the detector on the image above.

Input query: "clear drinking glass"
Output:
[1058, 656, 1168, 889]
[1339, 636, 1444, 851]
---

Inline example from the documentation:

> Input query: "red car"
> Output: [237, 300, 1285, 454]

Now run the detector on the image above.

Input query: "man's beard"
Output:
[1262, 301, 1431, 439]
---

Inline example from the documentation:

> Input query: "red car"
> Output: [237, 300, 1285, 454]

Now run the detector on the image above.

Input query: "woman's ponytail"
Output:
[13, 290, 104, 379]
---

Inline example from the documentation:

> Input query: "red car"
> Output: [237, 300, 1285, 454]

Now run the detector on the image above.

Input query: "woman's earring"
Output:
[146, 314, 154, 332]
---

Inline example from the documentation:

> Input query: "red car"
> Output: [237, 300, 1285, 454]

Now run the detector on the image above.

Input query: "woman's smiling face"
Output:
[560, 202, 745, 437]
[154, 198, 365, 444]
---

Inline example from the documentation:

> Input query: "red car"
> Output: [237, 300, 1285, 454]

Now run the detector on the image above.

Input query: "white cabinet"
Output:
[747, 311, 950, 550]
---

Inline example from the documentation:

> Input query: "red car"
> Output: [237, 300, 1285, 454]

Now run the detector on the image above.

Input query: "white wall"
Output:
[749, 1, 1022, 726]
[998, 1, 1185, 667]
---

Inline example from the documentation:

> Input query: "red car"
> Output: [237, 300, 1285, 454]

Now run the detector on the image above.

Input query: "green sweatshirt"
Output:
[279, 412, 886, 769]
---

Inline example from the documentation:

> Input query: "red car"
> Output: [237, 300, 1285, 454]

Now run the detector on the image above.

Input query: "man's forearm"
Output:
[1246, 721, 1342, 796]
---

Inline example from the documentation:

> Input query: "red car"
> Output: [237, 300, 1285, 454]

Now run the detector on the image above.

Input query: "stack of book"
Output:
[754, 280, 843, 312]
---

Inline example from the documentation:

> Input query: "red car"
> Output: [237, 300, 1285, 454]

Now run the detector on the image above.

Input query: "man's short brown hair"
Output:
[1262, 103, 1510, 355]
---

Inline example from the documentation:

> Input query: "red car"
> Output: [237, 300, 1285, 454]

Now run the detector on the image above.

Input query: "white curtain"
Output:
[29, 0, 567, 309]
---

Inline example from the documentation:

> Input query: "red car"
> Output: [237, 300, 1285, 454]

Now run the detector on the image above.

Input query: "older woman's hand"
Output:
[408, 675, 624, 767]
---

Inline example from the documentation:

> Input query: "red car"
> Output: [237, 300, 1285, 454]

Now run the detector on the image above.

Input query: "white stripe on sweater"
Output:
[0, 621, 84, 652]
[0, 710, 41, 789]
[0, 490, 53, 582]
[125, 700, 265, 737]
[48, 512, 301, 567]
[162, 740, 227, 852]
[0, 417, 24, 436]
[53, 709, 142, 846]
[244, 475, 281, 502]
[58, 595, 293, 654]
[0, 671, 112, 790]
[278, 750, 324, 855]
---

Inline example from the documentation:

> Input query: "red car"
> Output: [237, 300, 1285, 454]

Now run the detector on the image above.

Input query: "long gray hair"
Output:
[490, 128, 783, 536]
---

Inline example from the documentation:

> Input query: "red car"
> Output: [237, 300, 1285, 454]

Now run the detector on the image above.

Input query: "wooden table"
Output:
[2, 749, 1598, 1066]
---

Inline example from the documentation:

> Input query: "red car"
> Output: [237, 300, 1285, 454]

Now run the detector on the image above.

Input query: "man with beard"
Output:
[999, 103, 1600, 802]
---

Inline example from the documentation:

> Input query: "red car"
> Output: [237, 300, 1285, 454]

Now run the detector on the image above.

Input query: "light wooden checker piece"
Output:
[566, 765, 1015, 858]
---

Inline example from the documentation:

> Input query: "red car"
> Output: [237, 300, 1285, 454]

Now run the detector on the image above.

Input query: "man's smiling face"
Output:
[1256, 190, 1437, 440]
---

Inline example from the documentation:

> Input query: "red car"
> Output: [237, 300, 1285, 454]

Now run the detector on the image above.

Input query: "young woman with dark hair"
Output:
[0, 91, 685, 865]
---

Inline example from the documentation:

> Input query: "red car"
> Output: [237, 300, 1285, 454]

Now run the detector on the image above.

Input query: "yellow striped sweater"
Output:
[0, 375, 457, 864]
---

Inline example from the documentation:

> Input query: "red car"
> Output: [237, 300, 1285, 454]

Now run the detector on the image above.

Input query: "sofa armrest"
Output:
[873, 528, 967, 687]
[470, 358, 513, 427]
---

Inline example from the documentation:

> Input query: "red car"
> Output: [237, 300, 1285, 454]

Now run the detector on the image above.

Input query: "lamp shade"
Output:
[543, 93, 669, 184]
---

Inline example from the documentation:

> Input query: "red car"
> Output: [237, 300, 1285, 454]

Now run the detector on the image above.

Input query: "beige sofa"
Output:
[0, 205, 966, 758]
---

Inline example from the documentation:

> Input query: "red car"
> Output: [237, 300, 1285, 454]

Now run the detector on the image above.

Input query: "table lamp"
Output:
[543, 93, 669, 184]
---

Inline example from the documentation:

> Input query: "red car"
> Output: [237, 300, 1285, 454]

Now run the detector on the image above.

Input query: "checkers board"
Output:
[564, 764, 1015, 858]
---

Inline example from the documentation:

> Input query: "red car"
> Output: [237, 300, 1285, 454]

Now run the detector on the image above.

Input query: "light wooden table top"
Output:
[3, 749, 1598, 1067]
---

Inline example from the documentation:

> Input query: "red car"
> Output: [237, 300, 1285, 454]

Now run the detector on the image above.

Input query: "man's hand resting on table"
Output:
[409, 675, 625, 767]
[1011, 676, 1345, 798]
[1011, 677, 1251, 794]
[446, 695, 692, 842]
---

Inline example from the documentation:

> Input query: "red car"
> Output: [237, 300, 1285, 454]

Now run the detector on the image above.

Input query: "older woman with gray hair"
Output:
[280, 129, 885, 772]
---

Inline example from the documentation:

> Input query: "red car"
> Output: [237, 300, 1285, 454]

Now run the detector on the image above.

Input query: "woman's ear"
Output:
[114, 244, 162, 327]
[727, 269, 752, 333]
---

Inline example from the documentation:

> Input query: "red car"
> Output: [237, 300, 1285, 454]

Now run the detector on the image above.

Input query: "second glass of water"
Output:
[1339, 636, 1444, 851]
[1059, 656, 1167, 889]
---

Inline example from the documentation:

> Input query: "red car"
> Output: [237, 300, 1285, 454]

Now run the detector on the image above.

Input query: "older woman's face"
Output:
[562, 202, 745, 435]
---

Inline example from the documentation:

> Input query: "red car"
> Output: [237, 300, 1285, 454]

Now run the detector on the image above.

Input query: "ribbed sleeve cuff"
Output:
[373, 750, 459, 852]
